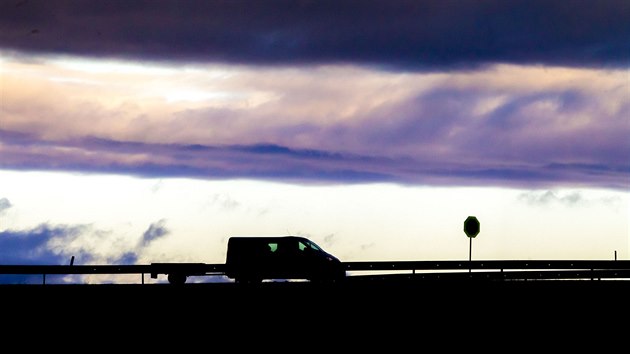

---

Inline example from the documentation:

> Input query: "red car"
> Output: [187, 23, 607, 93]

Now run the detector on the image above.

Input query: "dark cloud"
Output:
[0, 223, 89, 283]
[116, 251, 139, 266]
[139, 219, 169, 247]
[0, 221, 174, 283]
[0, 224, 87, 264]
[1, 0, 627, 70]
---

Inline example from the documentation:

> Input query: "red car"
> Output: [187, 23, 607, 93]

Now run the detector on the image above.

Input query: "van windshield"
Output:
[298, 239, 324, 253]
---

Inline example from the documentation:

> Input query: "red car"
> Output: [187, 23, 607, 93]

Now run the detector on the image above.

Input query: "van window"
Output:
[300, 240, 324, 254]
[304, 240, 322, 252]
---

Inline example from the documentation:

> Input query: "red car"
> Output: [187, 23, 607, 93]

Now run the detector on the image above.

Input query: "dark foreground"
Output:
[2, 277, 629, 346]
[3, 278, 629, 313]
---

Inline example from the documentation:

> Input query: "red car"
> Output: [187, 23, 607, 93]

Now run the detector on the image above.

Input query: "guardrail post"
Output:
[43, 273, 46, 285]
[142, 273, 145, 284]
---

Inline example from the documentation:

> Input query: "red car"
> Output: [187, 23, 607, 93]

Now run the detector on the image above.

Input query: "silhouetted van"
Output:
[225, 236, 345, 283]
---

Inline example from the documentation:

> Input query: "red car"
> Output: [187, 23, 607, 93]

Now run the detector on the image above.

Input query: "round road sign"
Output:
[464, 216, 480, 238]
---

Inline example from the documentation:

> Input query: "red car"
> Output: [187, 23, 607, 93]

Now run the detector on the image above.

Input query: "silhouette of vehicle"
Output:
[225, 236, 345, 283]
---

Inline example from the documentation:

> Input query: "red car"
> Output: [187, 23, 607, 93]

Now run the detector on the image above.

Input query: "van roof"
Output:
[229, 235, 306, 241]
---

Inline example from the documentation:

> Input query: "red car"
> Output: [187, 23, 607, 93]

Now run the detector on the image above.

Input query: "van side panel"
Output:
[226, 236, 343, 282]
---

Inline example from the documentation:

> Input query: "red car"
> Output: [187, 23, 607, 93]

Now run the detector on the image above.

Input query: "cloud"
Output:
[360, 243, 375, 251]
[0, 125, 627, 189]
[0, 220, 175, 283]
[323, 234, 336, 247]
[1, 57, 628, 189]
[0, 223, 147, 266]
[0, 224, 87, 264]
[518, 190, 585, 206]
[210, 194, 240, 210]
[0, 223, 89, 283]
[517, 190, 628, 212]
[1, 0, 628, 70]
[139, 219, 169, 247]
[0, 198, 11, 215]
[116, 251, 139, 266]
[150, 180, 164, 194]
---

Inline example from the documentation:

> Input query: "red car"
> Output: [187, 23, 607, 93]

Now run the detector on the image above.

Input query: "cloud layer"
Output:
[1, 60, 628, 189]
[1, 0, 628, 70]
[1, 1, 628, 190]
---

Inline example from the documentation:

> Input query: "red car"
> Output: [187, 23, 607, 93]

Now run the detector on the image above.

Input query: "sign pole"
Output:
[464, 216, 480, 275]
[469, 236, 472, 273]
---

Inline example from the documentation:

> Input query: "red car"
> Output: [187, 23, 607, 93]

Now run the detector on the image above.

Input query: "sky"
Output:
[0, 0, 628, 284]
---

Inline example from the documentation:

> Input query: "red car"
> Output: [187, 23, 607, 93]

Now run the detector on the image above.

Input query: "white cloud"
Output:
[518, 190, 584, 206]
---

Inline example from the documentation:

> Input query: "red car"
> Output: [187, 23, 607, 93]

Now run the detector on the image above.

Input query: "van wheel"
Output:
[168, 273, 187, 285]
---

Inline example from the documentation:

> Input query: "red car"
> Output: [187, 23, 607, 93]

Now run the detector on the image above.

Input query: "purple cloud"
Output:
[0, 48, 627, 190]
[0, 123, 627, 189]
